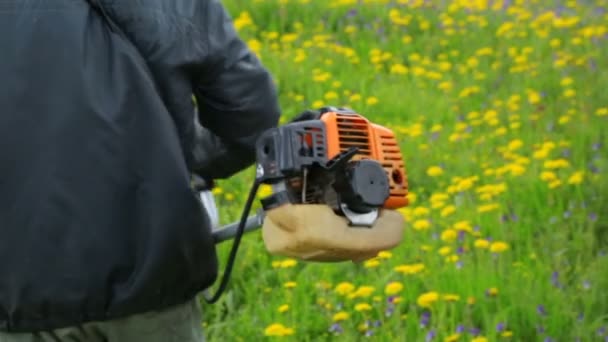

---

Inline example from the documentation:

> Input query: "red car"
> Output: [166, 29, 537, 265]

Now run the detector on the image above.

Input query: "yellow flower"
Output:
[354, 303, 372, 312]
[467, 296, 476, 305]
[363, 258, 380, 268]
[540, 171, 557, 181]
[417, 291, 439, 308]
[487, 287, 499, 296]
[471, 337, 488, 342]
[501, 330, 513, 337]
[377, 251, 392, 259]
[394, 263, 425, 275]
[427, 166, 444, 177]
[385, 281, 404, 295]
[596, 108, 608, 116]
[544, 158, 570, 169]
[278, 304, 289, 313]
[474, 239, 490, 249]
[413, 206, 431, 217]
[507, 139, 523, 151]
[563, 88, 576, 98]
[445, 333, 460, 342]
[413, 219, 431, 231]
[441, 205, 456, 217]
[453, 220, 473, 232]
[390, 63, 409, 75]
[332, 311, 349, 321]
[560, 77, 574, 86]
[366, 96, 378, 105]
[280, 259, 297, 268]
[350, 286, 375, 298]
[490, 241, 509, 253]
[443, 294, 460, 302]
[528, 91, 541, 104]
[478, 203, 499, 213]
[283, 281, 297, 288]
[264, 323, 295, 337]
[441, 229, 458, 242]
[568, 171, 584, 185]
[438, 246, 451, 256]
[335, 282, 355, 295]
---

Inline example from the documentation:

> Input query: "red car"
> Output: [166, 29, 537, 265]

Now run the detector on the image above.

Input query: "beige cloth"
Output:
[262, 204, 405, 262]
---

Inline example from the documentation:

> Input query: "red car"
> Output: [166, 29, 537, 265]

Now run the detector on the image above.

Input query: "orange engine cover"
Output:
[320, 111, 409, 209]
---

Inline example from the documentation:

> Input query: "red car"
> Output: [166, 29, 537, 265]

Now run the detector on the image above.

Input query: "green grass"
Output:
[198, 0, 608, 340]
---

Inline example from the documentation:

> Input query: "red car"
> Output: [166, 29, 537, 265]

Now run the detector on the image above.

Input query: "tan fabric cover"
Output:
[261, 204, 405, 262]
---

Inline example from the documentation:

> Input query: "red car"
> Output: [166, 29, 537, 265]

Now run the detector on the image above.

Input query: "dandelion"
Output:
[335, 282, 355, 295]
[354, 303, 372, 312]
[490, 241, 509, 253]
[441, 229, 458, 242]
[384, 281, 404, 295]
[264, 323, 295, 337]
[280, 259, 297, 268]
[332, 311, 349, 321]
[417, 291, 439, 308]
[568, 171, 584, 184]
[427, 166, 444, 177]
[413, 219, 431, 231]
[444, 333, 460, 342]
[366, 96, 378, 105]
[474, 239, 490, 249]
[486, 287, 499, 297]
[283, 281, 297, 288]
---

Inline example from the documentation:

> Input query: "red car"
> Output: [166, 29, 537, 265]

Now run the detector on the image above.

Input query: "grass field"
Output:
[199, 0, 608, 340]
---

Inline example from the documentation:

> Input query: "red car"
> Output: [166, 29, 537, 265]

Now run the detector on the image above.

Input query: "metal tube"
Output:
[212, 210, 265, 244]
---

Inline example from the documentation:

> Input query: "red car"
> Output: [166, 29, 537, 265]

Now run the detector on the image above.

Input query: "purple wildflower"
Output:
[365, 329, 374, 337]
[589, 213, 598, 221]
[537, 305, 547, 316]
[469, 327, 480, 336]
[373, 320, 382, 328]
[563, 211, 572, 219]
[420, 311, 431, 327]
[456, 260, 464, 269]
[456, 324, 465, 333]
[551, 271, 561, 288]
[385, 306, 394, 317]
[598, 326, 606, 336]
[577, 312, 584, 321]
[457, 230, 466, 241]
[592, 142, 602, 151]
[329, 323, 343, 334]
[346, 9, 358, 17]
[537, 324, 545, 334]
[544, 338, 554, 342]
[496, 322, 506, 332]
[562, 149, 571, 158]
[425, 329, 436, 341]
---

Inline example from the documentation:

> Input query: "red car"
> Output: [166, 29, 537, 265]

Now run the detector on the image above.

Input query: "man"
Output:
[0, 0, 280, 341]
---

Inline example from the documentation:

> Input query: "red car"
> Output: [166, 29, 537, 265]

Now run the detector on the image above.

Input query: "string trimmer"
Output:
[196, 107, 410, 303]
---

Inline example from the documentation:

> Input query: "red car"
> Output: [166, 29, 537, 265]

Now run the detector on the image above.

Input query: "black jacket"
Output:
[0, 0, 281, 332]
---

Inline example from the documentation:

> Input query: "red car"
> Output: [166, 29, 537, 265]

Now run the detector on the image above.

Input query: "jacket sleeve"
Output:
[190, 0, 282, 180]
[101, 0, 281, 180]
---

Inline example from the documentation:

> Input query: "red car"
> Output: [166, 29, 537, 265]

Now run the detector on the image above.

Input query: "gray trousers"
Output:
[0, 297, 205, 342]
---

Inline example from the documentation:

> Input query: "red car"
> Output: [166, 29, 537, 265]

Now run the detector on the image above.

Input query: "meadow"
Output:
[200, 0, 608, 340]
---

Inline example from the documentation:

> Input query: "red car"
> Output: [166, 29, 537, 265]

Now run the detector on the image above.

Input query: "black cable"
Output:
[203, 178, 261, 303]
